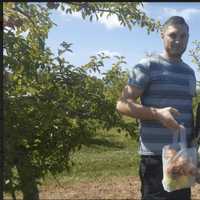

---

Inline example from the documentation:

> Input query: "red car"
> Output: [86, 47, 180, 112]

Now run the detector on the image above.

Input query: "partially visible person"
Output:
[196, 103, 200, 138]
[116, 16, 196, 200]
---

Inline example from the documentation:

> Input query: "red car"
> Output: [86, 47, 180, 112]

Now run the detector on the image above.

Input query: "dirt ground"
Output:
[39, 176, 200, 200]
[39, 176, 140, 200]
[5, 176, 200, 199]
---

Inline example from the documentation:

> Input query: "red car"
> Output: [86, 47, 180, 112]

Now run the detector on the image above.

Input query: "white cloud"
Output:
[163, 8, 200, 21]
[57, 6, 65, 16]
[97, 50, 121, 58]
[56, 4, 122, 29]
[97, 13, 122, 30]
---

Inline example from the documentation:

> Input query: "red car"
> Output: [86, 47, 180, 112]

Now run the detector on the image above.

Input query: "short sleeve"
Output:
[128, 58, 150, 91]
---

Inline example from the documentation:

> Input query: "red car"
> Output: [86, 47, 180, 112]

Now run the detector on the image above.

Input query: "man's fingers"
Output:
[169, 107, 181, 130]
[172, 120, 181, 130]
[170, 107, 181, 116]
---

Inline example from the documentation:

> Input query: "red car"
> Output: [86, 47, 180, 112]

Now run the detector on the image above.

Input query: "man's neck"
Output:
[161, 52, 182, 63]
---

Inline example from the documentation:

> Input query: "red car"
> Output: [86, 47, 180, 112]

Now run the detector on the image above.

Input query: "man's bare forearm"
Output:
[116, 99, 158, 121]
[116, 98, 181, 130]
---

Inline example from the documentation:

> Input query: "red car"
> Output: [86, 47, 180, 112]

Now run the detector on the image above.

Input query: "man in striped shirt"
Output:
[116, 16, 196, 200]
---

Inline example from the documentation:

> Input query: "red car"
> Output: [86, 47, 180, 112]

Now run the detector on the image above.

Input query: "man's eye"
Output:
[169, 34, 176, 39]
[181, 34, 186, 38]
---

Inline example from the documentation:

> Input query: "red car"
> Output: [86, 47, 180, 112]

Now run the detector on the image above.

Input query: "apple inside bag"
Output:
[162, 125, 197, 192]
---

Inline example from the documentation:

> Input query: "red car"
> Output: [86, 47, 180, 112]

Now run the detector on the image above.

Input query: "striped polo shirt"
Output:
[128, 54, 196, 155]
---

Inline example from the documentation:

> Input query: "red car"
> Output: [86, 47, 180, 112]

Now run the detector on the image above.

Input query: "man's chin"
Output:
[169, 51, 184, 58]
[170, 48, 186, 57]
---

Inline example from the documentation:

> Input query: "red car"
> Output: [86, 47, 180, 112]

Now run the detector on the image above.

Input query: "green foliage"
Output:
[190, 40, 200, 72]
[4, 2, 158, 199]
[47, 2, 161, 33]
[102, 56, 128, 102]
[4, 3, 55, 199]
[190, 40, 200, 116]
[81, 53, 138, 137]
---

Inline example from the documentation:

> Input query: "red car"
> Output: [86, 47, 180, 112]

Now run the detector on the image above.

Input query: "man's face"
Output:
[161, 24, 189, 58]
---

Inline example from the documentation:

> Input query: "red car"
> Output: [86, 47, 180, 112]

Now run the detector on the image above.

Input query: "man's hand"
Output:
[154, 107, 181, 130]
[116, 85, 181, 132]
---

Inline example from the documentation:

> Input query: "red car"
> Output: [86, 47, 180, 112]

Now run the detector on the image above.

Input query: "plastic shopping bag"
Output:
[162, 125, 198, 192]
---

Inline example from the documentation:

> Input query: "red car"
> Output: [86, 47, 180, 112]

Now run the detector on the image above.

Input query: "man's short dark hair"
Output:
[162, 16, 189, 32]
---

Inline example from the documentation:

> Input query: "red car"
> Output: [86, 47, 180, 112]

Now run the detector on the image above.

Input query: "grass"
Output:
[4, 126, 140, 199]
[43, 127, 140, 185]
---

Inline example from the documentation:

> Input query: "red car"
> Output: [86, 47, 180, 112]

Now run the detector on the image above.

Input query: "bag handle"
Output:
[172, 130, 179, 144]
[172, 124, 187, 149]
[179, 124, 187, 149]
[169, 125, 187, 163]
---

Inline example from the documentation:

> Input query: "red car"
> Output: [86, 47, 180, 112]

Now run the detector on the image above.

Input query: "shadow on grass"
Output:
[83, 137, 125, 149]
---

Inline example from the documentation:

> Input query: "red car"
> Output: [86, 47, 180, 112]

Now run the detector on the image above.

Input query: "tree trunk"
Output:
[16, 152, 39, 200]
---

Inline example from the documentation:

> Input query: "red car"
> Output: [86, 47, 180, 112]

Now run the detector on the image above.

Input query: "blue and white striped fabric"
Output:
[128, 54, 196, 155]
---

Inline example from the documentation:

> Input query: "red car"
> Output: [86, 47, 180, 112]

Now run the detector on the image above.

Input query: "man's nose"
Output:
[175, 40, 180, 44]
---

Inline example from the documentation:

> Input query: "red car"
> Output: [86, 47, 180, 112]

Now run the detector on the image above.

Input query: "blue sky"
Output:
[46, 2, 200, 81]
